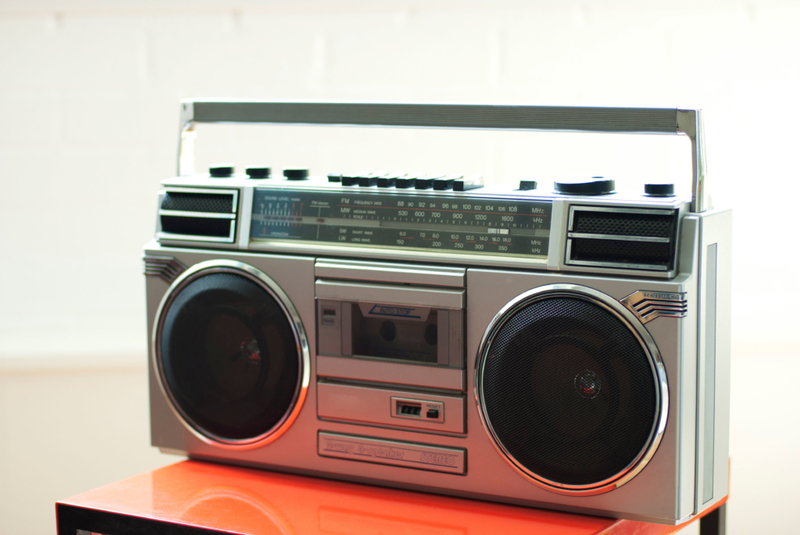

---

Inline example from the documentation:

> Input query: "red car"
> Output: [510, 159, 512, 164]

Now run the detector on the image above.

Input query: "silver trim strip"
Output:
[568, 233, 671, 243]
[474, 284, 669, 496]
[317, 355, 465, 391]
[315, 280, 464, 309]
[158, 210, 236, 219]
[318, 431, 466, 474]
[151, 260, 311, 450]
[315, 258, 465, 287]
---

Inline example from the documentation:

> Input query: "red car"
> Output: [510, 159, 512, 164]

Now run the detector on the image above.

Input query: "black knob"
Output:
[518, 180, 538, 191]
[554, 176, 616, 195]
[209, 164, 234, 178]
[644, 183, 676, 197]
[283, 168, 309, 180]
[245, 167, 271, 179]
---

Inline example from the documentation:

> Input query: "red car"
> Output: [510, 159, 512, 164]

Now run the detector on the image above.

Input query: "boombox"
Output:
[144, 101, 731, 524]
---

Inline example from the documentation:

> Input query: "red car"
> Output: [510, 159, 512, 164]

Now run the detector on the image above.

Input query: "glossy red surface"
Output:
[58, 461, 721, 535]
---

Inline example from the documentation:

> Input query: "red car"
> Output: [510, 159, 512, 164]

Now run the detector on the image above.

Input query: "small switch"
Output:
[426, 409, 439, 419]
[518, 180, 538, 191]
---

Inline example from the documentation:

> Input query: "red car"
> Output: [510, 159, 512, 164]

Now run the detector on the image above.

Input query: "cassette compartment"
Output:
[316, 261, 464, 376]
[314, 258, 466, 392]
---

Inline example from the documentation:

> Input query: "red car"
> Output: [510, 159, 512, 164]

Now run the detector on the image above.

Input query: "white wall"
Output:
[1, 1, 798, 533]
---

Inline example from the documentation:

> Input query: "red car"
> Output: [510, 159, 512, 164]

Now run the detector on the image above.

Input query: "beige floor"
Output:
[0, 349, 794, 534]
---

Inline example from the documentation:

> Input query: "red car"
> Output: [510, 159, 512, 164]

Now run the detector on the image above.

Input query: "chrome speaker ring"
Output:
[474, 283, 669, 496]
[152, 259, 310, 450]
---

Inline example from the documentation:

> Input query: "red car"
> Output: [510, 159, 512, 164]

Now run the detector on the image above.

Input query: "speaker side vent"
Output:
[566, 206, 679, 272]
[157, 188, 238, 244]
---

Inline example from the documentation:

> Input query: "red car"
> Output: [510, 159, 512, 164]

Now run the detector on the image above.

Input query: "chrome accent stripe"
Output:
[620, 290, 689, 324]
[151, 260, 310, 450]
[159, 210, 236, 219]
[143, 255, 187, 284]
[474, 284, 669, 496]
[315, 258, 466, 287]
[568, 233, 671, 243]
[566, 257, 670, 272]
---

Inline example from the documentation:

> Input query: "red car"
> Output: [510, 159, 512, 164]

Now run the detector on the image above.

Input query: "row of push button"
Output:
[209, 165, 674, 197]
[328, 172, 484, 191]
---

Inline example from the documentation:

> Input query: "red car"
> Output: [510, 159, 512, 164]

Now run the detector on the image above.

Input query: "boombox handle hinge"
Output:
[177, 101, 707, 213]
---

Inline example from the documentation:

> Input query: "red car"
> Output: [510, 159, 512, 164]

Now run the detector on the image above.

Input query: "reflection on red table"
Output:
[57, 460, 714, 535]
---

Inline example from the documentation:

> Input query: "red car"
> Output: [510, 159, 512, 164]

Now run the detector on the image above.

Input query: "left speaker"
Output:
[152, 260, 309, 448]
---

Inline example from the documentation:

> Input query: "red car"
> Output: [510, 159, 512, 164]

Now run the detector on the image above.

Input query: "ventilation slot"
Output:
[157, 188, 238, 244]
[566, 207, 679, 272]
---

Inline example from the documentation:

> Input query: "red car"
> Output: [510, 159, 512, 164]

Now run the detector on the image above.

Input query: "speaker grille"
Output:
[566, 207, 679, 272]
[572, 211, 674, 237]
[479, 294, 659, 488]
[161, 191, 234, 213]
[160, 215, 232, 238]
[570, 238, 673, 266]
[158, 270, 301, 442]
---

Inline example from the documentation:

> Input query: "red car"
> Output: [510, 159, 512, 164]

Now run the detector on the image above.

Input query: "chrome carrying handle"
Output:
[177, 100, 707, 213]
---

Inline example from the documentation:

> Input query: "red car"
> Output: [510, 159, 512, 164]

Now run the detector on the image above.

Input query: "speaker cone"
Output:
[154, 261, 308, 447]
[476, 285, 667, 494]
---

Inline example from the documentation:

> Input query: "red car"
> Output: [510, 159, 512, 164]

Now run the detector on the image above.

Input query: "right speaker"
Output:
[476, 285, 667, 495]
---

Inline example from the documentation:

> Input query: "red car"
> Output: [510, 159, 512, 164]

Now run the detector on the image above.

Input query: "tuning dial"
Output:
[283, 168, 309, 180]
[644, 183, 676, 197]
[209, 164, 234, 178]
[554, 176, 615, 195]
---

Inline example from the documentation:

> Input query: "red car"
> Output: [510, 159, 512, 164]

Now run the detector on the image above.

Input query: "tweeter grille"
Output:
[566, 206, 679, 272]
[476, 285, 666, 494]
[157, 188, 239, 243]
[154, 261, 308, 446]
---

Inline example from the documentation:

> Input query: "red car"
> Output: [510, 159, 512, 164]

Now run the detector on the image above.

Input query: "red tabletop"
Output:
[57, 460, 724, 535]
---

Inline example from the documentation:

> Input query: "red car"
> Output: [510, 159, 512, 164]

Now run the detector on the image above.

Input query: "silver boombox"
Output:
[145, 101, 731, 524]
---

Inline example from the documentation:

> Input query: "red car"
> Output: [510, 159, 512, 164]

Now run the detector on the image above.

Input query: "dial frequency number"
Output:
[251, 189, 551, 257]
